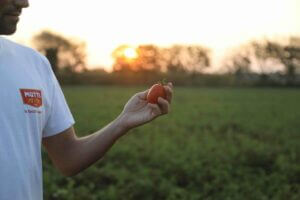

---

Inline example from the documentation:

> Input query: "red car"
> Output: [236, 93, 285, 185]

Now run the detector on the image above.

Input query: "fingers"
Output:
[157, 97, 170, 115]
[148, 103, 162, 117]
[164, 82, 173, 104]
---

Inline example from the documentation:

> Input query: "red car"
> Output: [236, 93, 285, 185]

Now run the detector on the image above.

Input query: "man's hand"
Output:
[118, 82, 173, 131]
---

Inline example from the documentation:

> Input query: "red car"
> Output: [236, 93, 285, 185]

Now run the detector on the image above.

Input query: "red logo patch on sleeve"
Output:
[20, 89, 43, 108]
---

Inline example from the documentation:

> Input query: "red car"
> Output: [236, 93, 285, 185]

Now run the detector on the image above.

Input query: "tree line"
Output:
[32, 30, 300, 87]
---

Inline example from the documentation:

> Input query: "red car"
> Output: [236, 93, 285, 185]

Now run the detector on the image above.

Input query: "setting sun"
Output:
[112, 45, 138, 61]
[123, 47, 138, 60]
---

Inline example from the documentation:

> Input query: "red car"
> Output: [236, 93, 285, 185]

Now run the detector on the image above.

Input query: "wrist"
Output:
[113, 113, 131, 137]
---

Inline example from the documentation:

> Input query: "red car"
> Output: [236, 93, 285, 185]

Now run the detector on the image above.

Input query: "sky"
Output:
[7, 0, 300, 71]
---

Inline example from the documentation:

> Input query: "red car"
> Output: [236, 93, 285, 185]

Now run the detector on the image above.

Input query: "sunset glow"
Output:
[6, 0, 300, 71]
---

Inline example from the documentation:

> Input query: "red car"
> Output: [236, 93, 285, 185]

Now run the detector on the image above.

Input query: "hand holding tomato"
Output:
[147, 83, 167, 104]
[118, 82, 173, 131]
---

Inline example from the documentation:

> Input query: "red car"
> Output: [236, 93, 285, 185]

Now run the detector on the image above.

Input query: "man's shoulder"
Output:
[0, 37, 52, 76]
[1, 36, 46, 60]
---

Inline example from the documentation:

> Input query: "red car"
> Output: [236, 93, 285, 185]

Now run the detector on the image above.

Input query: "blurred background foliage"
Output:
[31, 30, 300, 87]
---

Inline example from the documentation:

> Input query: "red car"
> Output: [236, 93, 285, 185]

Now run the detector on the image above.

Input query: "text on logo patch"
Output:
[20, 89, 42, 108]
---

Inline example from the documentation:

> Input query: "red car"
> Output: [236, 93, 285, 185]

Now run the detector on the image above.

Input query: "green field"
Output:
[43, 86, 300, 200]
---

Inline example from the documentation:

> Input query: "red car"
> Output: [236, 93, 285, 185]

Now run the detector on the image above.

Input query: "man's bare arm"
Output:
[42, 83, 173, 176]
[42, 115, 128, 176]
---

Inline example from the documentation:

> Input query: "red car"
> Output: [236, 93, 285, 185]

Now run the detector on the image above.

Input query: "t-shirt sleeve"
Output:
[43, 73, 75, 138]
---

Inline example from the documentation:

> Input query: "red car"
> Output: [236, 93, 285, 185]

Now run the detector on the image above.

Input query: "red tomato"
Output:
[147, 83, 166, 104]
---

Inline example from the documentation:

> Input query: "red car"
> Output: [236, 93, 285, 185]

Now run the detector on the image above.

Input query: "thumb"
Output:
[136, 89, 149, 100]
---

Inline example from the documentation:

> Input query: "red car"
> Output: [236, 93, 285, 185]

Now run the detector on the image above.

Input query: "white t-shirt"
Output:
[0, 36, 75, 200]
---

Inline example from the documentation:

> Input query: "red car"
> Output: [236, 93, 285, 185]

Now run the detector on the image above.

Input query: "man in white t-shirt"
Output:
[0, 1, 173, 200]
